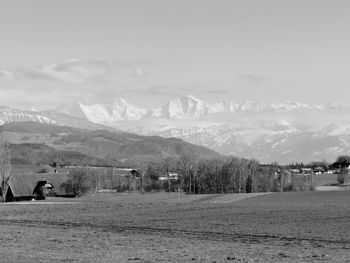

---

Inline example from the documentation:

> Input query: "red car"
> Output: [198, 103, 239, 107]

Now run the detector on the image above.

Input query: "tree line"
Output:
[136, 157, 282, 194]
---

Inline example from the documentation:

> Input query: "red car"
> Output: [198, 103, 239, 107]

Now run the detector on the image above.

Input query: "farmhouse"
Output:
[313, 166, 325, 174]
[300, 168, 312, 175]
[159, 173, 179, 181]
[3, 172, 74, 202]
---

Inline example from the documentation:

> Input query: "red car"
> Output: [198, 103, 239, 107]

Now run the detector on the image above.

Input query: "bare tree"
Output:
[176, 156, 194, 194]
[67, 168, 88, 197]
[0, 135, 11, 202]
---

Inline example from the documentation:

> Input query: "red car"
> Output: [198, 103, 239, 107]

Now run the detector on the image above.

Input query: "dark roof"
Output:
[8, 173, 72, 197]
[9, 173, 39, 197]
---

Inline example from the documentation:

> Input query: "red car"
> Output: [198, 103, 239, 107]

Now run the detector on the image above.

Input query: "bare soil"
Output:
[0, 191, 349, 262]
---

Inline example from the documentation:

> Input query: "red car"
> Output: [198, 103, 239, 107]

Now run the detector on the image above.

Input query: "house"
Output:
[3, 172, 74, 202]
[159, 173, 179, 181]
[313, 166, 325, 174]
[324, 169, 336, 174]
[300, 168, 312, 175]
[289, 169, 301, 174]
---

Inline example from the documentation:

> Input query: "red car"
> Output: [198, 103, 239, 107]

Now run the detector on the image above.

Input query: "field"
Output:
[0, 191, 349, 262]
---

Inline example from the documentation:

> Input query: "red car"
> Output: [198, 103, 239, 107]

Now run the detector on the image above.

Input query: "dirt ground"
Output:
[0, 191, 349, 262]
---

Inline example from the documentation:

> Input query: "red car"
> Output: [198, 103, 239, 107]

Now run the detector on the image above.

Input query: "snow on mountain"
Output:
[39, 96, 350, 163]
[147, 120, 300, 154]
[55, 95, 335, 122]
[0, 105, 112, 131]
[78, 97, 147, 123]
[160, 95, 208, 119]
[55, 101, 87, 119]
[271, 101, 309, 111]
[207, 101, 237, 114]
[319, 121, 350, 136]
[0, 106, 57, 125]
[237, 101, 268, 112]
[2, 95, 350, 163]
[262, 120, 298, 133]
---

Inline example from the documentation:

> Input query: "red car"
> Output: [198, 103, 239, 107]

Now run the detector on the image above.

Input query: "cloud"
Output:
[121, 86, 231, 98]
[1, 59, 155, 85]
[130, 68, 151, 80]
[0, 70, 15, 81]
[236, 74, 268, 87]
[0, 59, 157, 109]
[0, 58, 231, 110]
[198, 89, 231, 95]
[16, 60, 112, 84]
[122, 86, 193, 96]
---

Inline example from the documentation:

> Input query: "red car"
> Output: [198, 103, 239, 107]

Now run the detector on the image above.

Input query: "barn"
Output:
[3, 172, 74, 202]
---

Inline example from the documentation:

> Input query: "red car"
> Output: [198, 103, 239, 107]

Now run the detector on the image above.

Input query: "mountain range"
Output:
[3, 122, 220, 167]
[1, 95, 350, 164]
[55, 95, 342, 122]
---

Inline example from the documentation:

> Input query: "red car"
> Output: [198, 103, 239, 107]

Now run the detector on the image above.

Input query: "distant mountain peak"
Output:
[53, 96, 349, 123]
[55, 101, 87, 119]
[114, 97, 129, 105]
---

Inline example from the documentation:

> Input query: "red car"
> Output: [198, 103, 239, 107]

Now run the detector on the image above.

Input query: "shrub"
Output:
[337, 173, 345, 185]
[37, 167, 50, 173]
[282, 183, 294, 192]
[67, 169, 89, 197]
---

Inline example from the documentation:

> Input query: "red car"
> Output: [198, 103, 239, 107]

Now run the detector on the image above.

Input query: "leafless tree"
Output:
[68, 168, 88, 197]
[176, 156, 195, 194]
[0, 134, 12, 202]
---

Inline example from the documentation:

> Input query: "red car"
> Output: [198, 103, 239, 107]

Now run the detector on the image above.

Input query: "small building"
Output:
[4, 173, 74, 202]
[159, 172, 179, 181]
[313, 166, 325, 174]
[289, 169, 301, 174]
[300, 168, 312, 175]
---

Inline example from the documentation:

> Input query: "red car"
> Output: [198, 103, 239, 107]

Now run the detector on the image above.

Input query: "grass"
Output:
[0, 191, 349, 262]
[312, 173, 339, 186]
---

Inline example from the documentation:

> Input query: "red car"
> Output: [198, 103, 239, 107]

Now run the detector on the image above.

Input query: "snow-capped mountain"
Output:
[55, 95, 334, 123]
[78, 97, 147, 122]
[0, 106, 56, 125]
[1, 95, 350, 164]
[142, 120, 350, 164]
[0, 105, 112, 131]
[49, 95, 350, 163]
[160, 95, 208, 119]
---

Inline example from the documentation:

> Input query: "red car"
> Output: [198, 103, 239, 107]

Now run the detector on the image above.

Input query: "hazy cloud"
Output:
[236, 74, 268, 86]
[122, 86, 177, 96]
[121, 86, 230, 99]
[198, 89, 231, 95]
[122, 86, 199, 97]
[130, 68, 151, 80]
[0, 59, 157, 109]
[0, 58, 232, 110]
[17, 60, 112, 84]
[0, 70, 15, 80]
[1, 59, 155, 84]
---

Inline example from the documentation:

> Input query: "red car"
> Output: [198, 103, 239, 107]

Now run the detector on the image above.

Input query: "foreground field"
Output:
[0, 191, 349, 262]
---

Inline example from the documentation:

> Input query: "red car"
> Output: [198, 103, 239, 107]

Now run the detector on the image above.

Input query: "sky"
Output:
[0, 0, 350, 110]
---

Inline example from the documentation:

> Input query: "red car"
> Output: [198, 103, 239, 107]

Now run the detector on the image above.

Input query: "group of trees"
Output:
[138, 157, 281, 194]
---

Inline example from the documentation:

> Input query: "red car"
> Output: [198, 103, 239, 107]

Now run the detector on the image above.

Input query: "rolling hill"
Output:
[2, 122, 221, 167]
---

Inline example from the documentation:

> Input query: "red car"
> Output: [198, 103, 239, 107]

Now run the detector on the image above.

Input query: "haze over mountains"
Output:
[1, 95, 350, 164]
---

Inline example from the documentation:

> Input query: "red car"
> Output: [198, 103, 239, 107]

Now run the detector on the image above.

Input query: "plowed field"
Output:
[0, 191, 349, 262]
